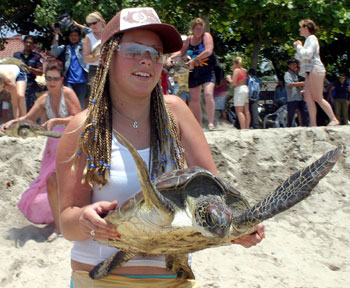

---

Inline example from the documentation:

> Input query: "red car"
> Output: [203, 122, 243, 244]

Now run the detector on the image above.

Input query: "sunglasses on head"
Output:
[116, 43, 166, 64]
[45, 76, 62, 82]
[88, 20, 100, 26]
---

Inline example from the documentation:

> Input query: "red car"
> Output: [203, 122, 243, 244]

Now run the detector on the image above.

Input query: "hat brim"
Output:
[102, 23, 183, 54]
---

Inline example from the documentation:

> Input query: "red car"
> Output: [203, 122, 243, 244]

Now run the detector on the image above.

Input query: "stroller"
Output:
[263, 104, 291, 128]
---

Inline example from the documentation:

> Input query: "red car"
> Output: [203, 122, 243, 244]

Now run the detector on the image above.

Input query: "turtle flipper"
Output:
[166, 254, 195, 279]
[36, 130, 63, 138]
[233, 145, 343, 232]
[89, 250, 135, 279]
[114, 130, 175, 217]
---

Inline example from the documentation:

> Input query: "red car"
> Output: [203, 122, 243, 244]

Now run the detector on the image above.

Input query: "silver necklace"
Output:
[115, 108, 149, 129]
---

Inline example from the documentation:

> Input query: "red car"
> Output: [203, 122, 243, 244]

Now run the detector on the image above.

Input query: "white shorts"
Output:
[233, 85, 249, 107]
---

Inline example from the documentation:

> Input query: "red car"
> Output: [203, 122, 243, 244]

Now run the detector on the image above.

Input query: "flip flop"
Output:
[208, 124, 216, 131]
[47, 232, 61, 242]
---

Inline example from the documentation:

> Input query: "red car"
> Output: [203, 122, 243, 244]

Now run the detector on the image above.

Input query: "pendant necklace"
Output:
[115, 107, 150, 129]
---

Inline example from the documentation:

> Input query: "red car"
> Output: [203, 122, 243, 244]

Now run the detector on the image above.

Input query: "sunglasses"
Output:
[194, 27, 203, 31]
[116, 43, 166, 64]
[88, 20, 100, 26]
[45, 76, 62, 82]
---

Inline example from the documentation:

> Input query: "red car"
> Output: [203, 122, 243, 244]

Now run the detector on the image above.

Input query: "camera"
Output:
[53, 14, 73, 31]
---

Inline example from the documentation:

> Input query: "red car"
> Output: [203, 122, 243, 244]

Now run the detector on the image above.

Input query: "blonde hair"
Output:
[86, 11, 106, 27]
[190, 18, 205, 33]
[233, 56, 243, 65]
[299, 19, 319, 34]
[72, 34, 185, 188]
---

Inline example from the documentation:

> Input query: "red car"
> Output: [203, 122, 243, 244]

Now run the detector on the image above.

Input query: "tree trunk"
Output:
[251, 40, 262, 70]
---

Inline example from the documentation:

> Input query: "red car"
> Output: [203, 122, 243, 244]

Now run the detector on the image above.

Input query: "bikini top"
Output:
[237, 68, 247, 82]
[45, 89, 69, 119]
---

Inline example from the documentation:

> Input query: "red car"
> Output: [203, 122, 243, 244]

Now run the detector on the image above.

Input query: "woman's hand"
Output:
[294, 40, 302, 49]
[79, 200, 120, 241]
[232, 223, 265, 248]
[42, 118, 57, 131]
[1, 118, 21, 131]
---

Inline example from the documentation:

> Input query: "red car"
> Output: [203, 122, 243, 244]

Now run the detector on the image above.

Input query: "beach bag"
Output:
[247, 76, 261, 101]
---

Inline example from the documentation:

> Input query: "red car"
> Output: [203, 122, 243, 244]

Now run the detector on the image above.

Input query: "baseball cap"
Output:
[287, 59, 298, 65]
[101, 7, 182, 53]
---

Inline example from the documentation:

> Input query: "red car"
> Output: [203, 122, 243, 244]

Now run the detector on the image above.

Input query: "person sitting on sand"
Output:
[1, 60, 81, 242]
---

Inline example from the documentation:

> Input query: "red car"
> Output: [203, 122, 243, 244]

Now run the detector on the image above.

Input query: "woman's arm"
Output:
[56, 111, 119, 241]
[83, 35, 99, 63]
[1, 93, 46, 130]
[295, 35, 318, 60]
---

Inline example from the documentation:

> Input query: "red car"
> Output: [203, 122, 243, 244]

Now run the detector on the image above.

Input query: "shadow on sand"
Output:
[6, 224, 54, 247]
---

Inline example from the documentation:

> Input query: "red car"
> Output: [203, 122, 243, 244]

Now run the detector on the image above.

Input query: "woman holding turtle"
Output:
[56, 7, 264, 287]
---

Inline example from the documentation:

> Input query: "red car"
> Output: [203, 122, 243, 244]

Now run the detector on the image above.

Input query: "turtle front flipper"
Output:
[114, 130, 174, 217]
[36, 130, 63, 138]
[89, 250, 136, 279]
[232, 145, 343, 232]
[166, 254, 195, 279]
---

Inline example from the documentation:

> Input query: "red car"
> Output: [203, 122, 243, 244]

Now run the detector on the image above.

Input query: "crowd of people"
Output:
[0, 7, 347, 287]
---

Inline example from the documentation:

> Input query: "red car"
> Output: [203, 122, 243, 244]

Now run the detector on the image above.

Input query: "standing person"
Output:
[273, 79, 287, 107]
[83, 12, 106, 99]
[247, 68, 262, 129]
[328, 74, 350, 125]
[13, 35, 43, 112]
[56, 7, 264, 287]
[170, 17, 216, 130]
[226, 57, 250, 129]
[51, 25, 89, 109]
[1, 61, 81, 242]
[284, 59, 308, 127]
[294, 19, 339, 126]
[0, 63, 27, 118]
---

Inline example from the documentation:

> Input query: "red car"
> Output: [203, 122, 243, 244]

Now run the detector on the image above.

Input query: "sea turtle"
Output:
[90, 130, 342, 280]
[163, 56, 190, 76]
[0, 120, 62, 138]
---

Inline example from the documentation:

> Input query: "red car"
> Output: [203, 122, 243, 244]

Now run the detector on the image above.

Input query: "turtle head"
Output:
[193, 198, 231, 238]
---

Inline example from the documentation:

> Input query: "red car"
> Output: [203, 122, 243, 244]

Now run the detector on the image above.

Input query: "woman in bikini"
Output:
[227, 57, 250, 129]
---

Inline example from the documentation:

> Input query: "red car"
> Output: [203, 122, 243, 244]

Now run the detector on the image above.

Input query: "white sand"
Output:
[1, 125, 349, 288]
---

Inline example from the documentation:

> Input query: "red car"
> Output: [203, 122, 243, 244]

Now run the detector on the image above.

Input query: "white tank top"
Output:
[71, 133, 172, 267]
[87, 32, 101, 66]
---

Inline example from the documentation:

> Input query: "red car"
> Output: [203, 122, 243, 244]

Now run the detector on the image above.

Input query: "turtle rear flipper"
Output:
[166, 254, 195, 279]
[89, 250, 135, 279]
[233, 145, 343, 231]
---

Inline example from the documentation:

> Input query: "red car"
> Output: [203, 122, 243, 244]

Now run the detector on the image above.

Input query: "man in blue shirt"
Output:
[51, 25, 88, 108]
[328, 74, 350, 124]
[13, 35, 43, 112]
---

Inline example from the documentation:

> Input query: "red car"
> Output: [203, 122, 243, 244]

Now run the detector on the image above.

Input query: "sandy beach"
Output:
[0, 124, 349, 288]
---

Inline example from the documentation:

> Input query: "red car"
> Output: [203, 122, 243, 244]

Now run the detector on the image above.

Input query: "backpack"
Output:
[247, 76, 261, 101]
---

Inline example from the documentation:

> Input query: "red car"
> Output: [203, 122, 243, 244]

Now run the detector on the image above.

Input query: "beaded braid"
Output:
[72, 34, 185, 188]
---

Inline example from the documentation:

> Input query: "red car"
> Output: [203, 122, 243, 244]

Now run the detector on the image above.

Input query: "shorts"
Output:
[16, 67, 27, 82]
[214, 96, 227, 110]
[71, 271, 200, 288]
[179, 91, 191, 102]
[233, 85, 249, 107]
[188, 68, 215, 88]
